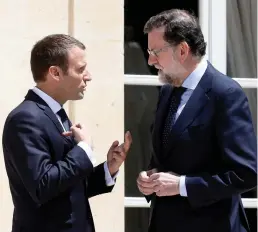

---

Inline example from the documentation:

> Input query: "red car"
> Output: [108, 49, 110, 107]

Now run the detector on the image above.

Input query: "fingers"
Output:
[138, 185, 154, 195]
[75, 123, 84, 129]
[146, 168, 158, 177]
[149, 173, 160, 181]
[137, 179, 156, 189]
[62, 131, 73, 136]
[153, 184, 163, 193]
[70, 123, 84, 131]
[112, 140, 119, 148]
[108, 141, 119, 154]
[137, 172, 156, 188]
[139, 171, 149, 181]
[156, 190, 166, 197]
[70, 126, 79, 133]
[112, 150, 127, 162]
[137, 175, 155, 195]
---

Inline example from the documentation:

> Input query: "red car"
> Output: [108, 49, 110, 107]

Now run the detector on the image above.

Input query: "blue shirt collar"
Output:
[182, 58, 208, 90]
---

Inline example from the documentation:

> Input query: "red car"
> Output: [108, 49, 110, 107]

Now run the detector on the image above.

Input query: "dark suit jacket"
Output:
[148, 63, 257, 232]
[2, 90, 114, 232]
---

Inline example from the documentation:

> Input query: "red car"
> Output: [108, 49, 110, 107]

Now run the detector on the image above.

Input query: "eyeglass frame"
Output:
[147, 44, 172, 57]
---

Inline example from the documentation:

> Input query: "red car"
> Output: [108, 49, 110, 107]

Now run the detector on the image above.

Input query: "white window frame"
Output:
[124, 0, 257, 209]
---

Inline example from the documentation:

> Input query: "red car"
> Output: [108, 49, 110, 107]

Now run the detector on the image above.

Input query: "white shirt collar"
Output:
[182, 58, 208, 90]
[32, 87, 62, 114]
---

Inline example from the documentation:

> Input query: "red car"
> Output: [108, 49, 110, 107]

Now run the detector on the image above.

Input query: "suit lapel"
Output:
[43, 107, 74, 144]
[42, 106, 64, 134]
[164, 64, 213, 155]
[165, 86, 209, 152]
[25, 90, 73, 144]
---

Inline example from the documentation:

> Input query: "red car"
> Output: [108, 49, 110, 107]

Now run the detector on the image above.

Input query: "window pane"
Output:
[227, 0, 257, 78]
[243, 88, 257, 136]
[125, 208, 150, 232]
[245, 209, 257, 232]
[124, 85, 159, 196]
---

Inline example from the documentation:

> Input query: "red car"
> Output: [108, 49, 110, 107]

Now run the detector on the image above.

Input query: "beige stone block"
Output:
[0, 1, 69, 231]
[71, 1, 124, 232]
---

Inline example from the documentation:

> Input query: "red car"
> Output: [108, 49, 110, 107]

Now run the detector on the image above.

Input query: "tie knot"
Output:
[173, 86, 187, 98]
[57, 108, 68, 123]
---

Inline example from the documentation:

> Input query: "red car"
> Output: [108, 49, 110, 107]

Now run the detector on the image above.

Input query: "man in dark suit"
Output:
[137, 9, 257, 232]
[2, 34, 132, 232]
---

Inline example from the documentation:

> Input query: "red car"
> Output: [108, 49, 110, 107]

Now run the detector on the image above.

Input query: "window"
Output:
[124, 0, 257, 232]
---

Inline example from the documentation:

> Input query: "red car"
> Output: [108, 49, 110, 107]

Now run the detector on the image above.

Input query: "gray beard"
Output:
[158, 71, 177, 85]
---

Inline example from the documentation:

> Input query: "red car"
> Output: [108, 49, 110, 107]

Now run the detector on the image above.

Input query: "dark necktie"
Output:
[57, 108, 70, 132]
[162, 87, 187, 148]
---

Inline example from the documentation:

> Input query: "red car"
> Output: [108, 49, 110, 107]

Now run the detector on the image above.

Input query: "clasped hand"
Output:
[137, 169, 180, 197]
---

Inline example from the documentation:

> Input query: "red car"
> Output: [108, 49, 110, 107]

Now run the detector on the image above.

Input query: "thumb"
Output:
[147, 168, 158, 177]
[124, 131, 132, 152]
[149, 173, 159, 181]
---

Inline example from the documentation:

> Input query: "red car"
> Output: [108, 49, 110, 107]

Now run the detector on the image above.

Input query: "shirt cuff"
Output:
[77, 141, 96, 165]
[179, 175, 187, 197]
[104, 161, 118, 186]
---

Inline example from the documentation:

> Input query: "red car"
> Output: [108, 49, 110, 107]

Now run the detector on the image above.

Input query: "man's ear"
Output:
[48, 66, 63, 81]
[179, 41, 190, 63]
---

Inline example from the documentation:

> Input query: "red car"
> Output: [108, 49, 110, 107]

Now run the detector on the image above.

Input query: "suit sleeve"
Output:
[3, 112, 94, 206]
[86, 163, 114, 198]
[185, 85, 257, 208]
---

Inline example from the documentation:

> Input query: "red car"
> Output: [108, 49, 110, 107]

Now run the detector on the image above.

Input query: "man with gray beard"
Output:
[137, 9, 257, 232]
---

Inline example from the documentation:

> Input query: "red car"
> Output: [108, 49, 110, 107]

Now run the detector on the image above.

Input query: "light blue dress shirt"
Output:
[174, 59, 208, 197]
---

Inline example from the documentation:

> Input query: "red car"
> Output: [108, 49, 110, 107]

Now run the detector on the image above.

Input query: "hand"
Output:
[137, 168, 158, 195]
[107, 131, 132, 176]
[63, 123, 92, 147]
[149, 172, 180, 197]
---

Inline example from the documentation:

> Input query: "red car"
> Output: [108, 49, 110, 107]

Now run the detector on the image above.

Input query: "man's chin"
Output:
[78, 92, 84, 99]
[72, 93, 84, 101]
[158, 71, 170, 84]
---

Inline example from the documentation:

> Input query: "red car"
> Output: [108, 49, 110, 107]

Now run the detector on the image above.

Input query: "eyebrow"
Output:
[78, 63, 87, 69]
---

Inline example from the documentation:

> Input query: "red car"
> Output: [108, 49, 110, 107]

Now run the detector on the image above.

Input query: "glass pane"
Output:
[124, 0, 199, 75]
[227, 0, 257, 78]
[243, 88, 257, 136]
[124, 85, 160, 196]
[125, 208, 150, 232]
[245, 209, 257, 232]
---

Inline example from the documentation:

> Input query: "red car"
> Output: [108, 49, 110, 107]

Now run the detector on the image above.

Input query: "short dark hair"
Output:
[30, 34, 86, 82]
[144, 9, 206, 57]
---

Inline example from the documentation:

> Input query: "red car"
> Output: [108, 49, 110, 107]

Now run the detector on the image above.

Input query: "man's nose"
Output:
[84, 71, 92, 82]
[148, 54, 157, 66]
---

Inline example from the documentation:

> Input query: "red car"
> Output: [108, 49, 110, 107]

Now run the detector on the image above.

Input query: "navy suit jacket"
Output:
[148, 63, 257, 232]
[2, 90, 114, 232]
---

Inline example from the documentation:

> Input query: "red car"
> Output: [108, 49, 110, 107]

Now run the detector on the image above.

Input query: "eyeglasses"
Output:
[147, 44, 172, 57]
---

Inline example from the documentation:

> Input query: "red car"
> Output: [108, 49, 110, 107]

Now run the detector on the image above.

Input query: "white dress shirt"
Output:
[32, 87, 117, 186]
[173, 59, 208, 197]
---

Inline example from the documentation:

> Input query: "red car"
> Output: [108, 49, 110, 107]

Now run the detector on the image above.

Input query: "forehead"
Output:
[67, 46, 86, 67]
[147, 27, 166, 49]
